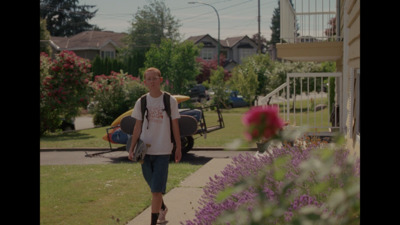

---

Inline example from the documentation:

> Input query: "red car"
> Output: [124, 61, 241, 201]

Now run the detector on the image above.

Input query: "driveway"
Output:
[74, 115, 95, 130]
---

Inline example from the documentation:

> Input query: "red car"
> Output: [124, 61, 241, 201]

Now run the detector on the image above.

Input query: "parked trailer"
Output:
[86, 101, 224, 158]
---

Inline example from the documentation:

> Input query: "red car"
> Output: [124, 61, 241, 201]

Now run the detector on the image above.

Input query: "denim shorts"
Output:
[141, 155, 170, 194]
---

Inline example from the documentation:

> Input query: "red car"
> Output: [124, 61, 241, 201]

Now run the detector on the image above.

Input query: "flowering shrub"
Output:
[182, 105, 360, 224]
[182, 139, 360, 225]
[40, 51, 92, 134]
[242, 105, 285, 142]
[88, 71, 147, 126]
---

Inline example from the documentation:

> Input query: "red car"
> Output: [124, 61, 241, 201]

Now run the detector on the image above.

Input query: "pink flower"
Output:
[242, 105, 285, 141]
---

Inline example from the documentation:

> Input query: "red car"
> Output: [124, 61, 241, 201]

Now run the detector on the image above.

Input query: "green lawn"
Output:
[39, 107, 250, 224]
[40, 104, 332, 224]
[40, 107, 251, 149]
[40, 102, 332, 149]
[40, 163, 201, 225]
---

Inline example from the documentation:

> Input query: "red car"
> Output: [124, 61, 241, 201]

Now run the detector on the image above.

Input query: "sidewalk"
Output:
[127, 158, 233, 225]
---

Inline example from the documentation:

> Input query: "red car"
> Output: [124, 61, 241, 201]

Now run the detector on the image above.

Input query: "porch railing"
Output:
[280, 0, 341, 43]
[259, 72, 342, 136]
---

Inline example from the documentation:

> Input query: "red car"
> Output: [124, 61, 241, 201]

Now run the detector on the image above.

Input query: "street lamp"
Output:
[188, 1, 220, 65]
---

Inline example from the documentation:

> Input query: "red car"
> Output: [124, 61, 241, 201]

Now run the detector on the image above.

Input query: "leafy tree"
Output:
[121, 0, 181, 78]
[195, 54, 231, 84]
[125, 0, 180, 51]
[40, 0, 98, 36]
[207, 66, 230, 108]
[143, 39, 201, 95]
[251, 33, 268, 53]
[229, 59, 259, 106]
[40, 18, 52, 55]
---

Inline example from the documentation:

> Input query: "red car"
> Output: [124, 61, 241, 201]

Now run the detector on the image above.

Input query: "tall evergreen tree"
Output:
[40, 18, 52, 54]
[40, 0, 98, 36]
[269, 0, 297, 45]
[269, 1, 281, 45]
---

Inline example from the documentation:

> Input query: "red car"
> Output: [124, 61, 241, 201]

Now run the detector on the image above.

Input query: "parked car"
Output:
[229, 91, 249, 108]
[188, 84, 210, 102]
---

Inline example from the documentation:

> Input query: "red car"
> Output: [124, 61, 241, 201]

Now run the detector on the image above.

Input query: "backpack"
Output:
[140, 92, 174, 143]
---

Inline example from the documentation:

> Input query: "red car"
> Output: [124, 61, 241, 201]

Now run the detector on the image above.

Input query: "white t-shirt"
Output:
[131, 93, 180, 155]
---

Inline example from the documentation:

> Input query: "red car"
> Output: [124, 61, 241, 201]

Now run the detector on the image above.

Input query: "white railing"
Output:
[259, 82, 288, 119]
[259, 72, 342, 136]
[280, 0, 341, 43]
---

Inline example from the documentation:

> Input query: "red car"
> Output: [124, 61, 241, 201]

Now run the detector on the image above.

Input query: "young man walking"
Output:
[128, 67, 182, 224]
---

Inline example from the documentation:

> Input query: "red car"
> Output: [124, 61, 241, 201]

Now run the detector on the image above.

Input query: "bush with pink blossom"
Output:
[88, 71, 147, 126]
[40, 51, 92, 135]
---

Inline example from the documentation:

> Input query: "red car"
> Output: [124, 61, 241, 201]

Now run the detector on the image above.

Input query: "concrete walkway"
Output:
[127, 158, 233, 225]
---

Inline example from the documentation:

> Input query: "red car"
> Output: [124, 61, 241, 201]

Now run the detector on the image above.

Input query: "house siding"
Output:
[196, 35, 219, 60]
[74, 50, 99, 61]
[341, 0, 360, 156]
[231, 37, 258, 64]
[187, 35, 258, 69]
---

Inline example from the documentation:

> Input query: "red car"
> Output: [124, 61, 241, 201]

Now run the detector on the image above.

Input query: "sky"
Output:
[80, 0, 279, 40]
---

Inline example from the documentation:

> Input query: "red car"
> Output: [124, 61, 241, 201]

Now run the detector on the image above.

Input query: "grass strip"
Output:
[40, 163, 201, 225]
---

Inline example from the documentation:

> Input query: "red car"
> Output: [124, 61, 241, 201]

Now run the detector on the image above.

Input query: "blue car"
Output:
[229, 91, 249, 108]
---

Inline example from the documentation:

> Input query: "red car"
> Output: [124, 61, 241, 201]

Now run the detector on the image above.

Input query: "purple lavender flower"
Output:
[182, 141, 360, 224]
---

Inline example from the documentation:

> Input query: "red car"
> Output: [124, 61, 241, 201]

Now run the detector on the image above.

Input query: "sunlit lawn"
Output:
[40, 163, 201, 225]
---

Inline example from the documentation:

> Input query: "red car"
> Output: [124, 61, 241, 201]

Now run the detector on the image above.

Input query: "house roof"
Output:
[50, 31, 127, 51]
[186, 34, 255, 48]
[221, 35, 253, 48]
[186, 34, 217, 44]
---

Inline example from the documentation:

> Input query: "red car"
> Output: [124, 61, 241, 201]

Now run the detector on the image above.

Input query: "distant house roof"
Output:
[186, 34, 255, 49]
[221, 35, 254, 48]
[186, 34, 219, 45]
[50, 31, 127, 51]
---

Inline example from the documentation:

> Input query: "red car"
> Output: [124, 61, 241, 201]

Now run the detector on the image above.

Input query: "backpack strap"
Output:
[162, 92, 174, 144]
[163, 92, 171, 118]
[140, 94, 148, 129]
[140, 92, 175, 144]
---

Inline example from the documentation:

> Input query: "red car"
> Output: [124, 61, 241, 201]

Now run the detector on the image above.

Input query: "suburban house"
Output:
[186, 34, 259, 71]
[48, 30, 127, 60]
[259, 0, 360, 156]
[48, 31, 259, 72]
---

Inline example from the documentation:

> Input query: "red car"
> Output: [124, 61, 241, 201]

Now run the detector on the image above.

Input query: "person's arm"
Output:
[172, 118, 181, 163]
[128, 119, 142, 161]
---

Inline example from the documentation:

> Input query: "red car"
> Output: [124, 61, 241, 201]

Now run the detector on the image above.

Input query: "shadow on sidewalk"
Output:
[94, 150, 213, 166]
[180, 152, 212, 165]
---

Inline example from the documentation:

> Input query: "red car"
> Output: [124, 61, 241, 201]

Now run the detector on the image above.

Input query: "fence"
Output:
[280, 0, 340, 43]
[259, 72, 342, 136]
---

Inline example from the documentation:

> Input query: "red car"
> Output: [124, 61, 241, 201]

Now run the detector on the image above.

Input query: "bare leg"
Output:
[151, 192, 163, 213]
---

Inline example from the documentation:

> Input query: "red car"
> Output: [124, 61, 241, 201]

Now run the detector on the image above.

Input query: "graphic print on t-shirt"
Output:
[147, 104, 164, 124]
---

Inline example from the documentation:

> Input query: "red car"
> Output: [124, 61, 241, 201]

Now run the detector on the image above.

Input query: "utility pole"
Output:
[257, 0, 261, 53]
[189, 1, 220, 65]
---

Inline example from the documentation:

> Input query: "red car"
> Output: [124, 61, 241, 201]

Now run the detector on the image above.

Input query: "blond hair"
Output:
[144, 67, 161, 79]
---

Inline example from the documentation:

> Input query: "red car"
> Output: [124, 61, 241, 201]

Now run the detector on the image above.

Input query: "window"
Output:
[201, 48, 214, 60]
[100, 51, 115, 59]
[239, 48, 253, 61]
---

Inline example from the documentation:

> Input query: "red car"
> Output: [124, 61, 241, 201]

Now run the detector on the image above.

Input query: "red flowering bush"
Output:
[242, 105, 285, 142]
[88, 71, 147, 126]
[40, 51, 92, 135]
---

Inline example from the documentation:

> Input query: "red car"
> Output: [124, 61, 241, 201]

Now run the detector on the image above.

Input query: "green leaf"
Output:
[215, 187, 235, 203]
